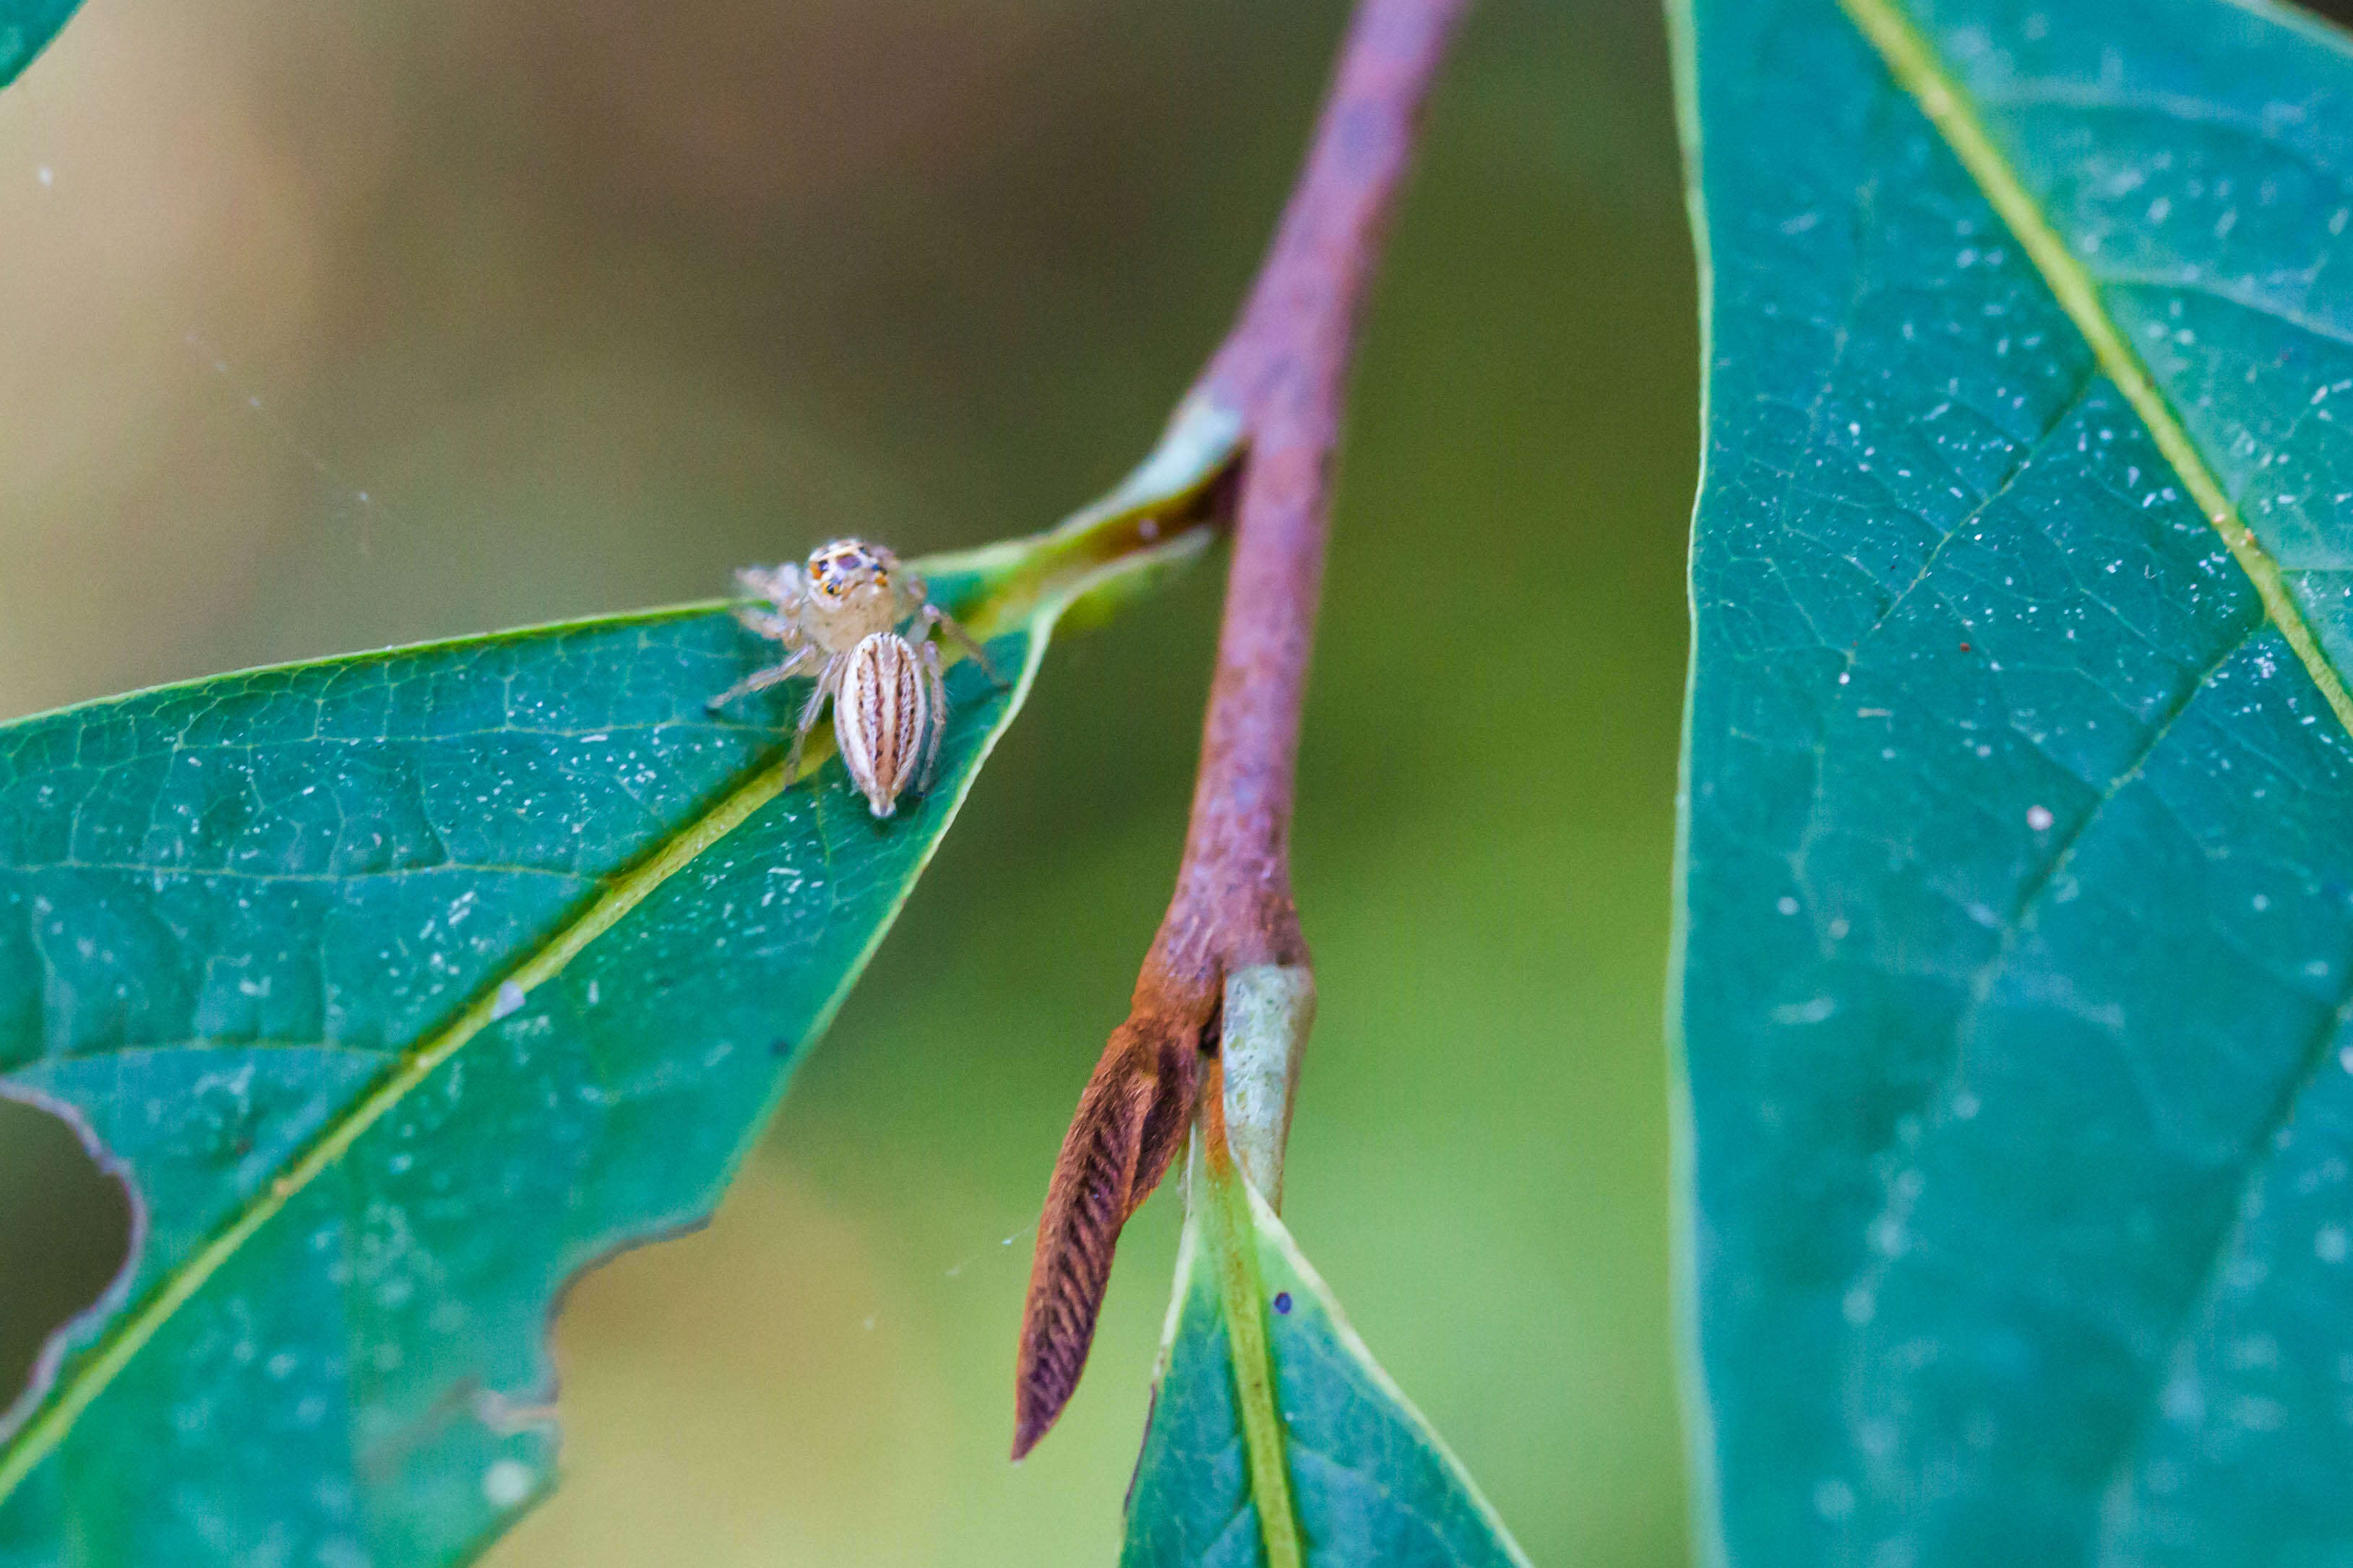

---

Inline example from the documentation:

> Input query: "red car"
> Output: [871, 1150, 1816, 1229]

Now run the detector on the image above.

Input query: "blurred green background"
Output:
[0, 0, 1695, 1561]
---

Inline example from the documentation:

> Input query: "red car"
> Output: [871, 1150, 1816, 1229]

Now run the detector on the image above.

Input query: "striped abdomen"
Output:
[835, 632, 930, 817]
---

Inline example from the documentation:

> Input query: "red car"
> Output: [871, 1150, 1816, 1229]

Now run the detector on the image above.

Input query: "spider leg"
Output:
[736, 564, 807, 611]
[785, 654, 845, 785]
[733, 607, 801, 642]
[923, 603, 1006, 688]
[705, 646, 817, 712]
[918, 639, 947, 793]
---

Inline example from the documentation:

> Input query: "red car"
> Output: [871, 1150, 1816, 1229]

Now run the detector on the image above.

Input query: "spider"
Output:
[707, 538, 999, 817]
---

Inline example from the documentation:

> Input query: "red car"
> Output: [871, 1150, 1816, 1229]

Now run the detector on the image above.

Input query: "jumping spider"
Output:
[707, 538, 1000, 818]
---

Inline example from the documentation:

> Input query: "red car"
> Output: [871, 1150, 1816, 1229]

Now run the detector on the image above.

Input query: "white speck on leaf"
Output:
[483, 1460, 535, 1509]
[1773, 996, 1837, 1025]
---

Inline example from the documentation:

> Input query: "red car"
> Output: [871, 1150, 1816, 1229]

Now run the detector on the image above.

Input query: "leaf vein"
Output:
[2088, 965, 2353, 1551]
[1836, 0, 2353, 744]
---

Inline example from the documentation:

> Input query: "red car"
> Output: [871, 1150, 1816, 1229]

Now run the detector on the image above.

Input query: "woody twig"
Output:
[1013, 0, 1476, 1460]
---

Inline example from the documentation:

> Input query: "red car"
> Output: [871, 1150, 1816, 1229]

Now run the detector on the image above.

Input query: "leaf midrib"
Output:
[1202, 1132, 1303, 1568]
[0, 510, 1230, 1512]
[1825, 0, 2353, 1524]
[0, 732, 809, 1502]
[1832, 0, 2353, 741]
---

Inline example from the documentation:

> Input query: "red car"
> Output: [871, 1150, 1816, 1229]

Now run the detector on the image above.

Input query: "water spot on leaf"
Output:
[481, 1458, 535, 1509]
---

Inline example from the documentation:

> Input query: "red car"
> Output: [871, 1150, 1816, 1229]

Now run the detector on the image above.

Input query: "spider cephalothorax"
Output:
[707, 538, 999, 817]
[799, 540, 903, 648]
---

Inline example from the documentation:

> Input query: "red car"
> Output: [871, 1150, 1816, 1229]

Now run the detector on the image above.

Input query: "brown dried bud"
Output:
[1012, 1005, 1205, 1458]
[835, 632, 932, 817]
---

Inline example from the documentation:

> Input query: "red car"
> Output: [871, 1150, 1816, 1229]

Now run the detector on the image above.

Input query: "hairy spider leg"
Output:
[916, 639, 949, 792]
[710, 561, 820, 710]
[736, 562, 806, 610]
[734, 607, 801, 644]
[784, 653, 848, 785]
[705, 643, 819, 712]
[920, 601, 1006, 688]
[896, 571, 1005, 689]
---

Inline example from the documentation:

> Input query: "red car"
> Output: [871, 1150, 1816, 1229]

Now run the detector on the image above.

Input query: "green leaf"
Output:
[1675, 0, 2353, 1561]
[0, 0, 78, 90]
[0, 400, 1239, 1567]
[1121, 1122, 1529, 1567]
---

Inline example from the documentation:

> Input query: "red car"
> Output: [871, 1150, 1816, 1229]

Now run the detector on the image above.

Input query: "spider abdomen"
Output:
[836, 632, 933, 818]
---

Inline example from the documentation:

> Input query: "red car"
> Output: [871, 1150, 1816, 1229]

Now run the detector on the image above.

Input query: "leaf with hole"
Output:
[1676, 0, 2353, 1561]
[0, 402, 1236, 1567]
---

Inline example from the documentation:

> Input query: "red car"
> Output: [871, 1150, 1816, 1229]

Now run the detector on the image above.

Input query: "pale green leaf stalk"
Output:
[1219, 963, 1316, 1207]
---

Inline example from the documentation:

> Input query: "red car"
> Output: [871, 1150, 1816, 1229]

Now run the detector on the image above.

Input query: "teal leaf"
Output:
[1675, 0, 2353, 1561]
[0, 400, 1240, 1566]
[1122, 1130, 1528, 1568]
[0, 1, 79, 90]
